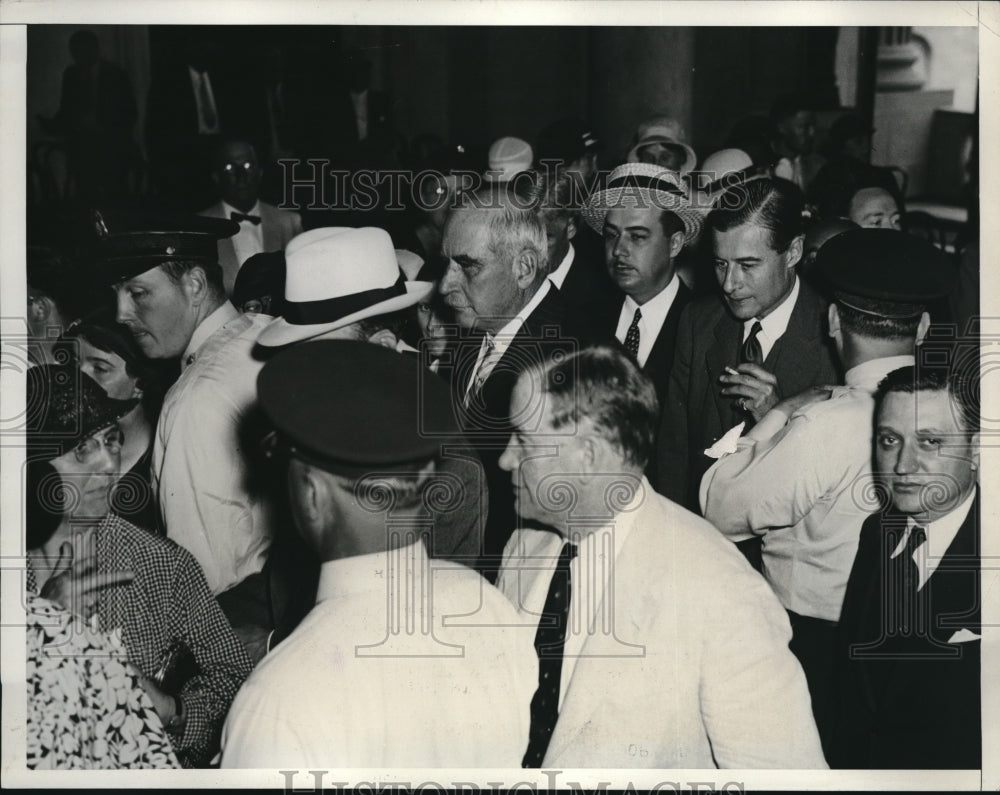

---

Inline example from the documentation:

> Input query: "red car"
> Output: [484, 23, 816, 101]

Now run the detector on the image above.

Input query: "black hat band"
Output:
[607, 174, 687, 195]
[283, 274, 407, 326]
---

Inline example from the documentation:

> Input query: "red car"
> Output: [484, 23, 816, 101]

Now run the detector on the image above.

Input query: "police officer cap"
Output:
[258, 340, 455, 477]
[93, 208, 239, 285]
[817, 228, 953, 311]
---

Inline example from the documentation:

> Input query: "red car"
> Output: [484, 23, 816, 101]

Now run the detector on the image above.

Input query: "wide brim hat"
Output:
[257, 227, 433, 348]
[27, 364, 138, 455]
[582, 162, 705, 245]
[626, 118, 697, 175]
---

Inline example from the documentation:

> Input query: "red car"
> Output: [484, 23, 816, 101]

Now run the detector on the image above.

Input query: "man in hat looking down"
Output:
[656, 177, 839, 522]
[101, 213, 276, 621]
[583, 162, 701, 414]
[253, 226, 487, 651]
[220, 340, 535, 768]
[700, 229, 952, 747]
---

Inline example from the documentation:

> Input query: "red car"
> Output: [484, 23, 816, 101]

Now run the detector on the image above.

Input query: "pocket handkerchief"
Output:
[947, 628, 980, 644]
[704, 422, 746, 459]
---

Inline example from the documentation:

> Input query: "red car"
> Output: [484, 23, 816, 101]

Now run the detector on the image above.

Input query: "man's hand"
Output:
[719, 363, 781, 422]
[39, 540, 134, 619]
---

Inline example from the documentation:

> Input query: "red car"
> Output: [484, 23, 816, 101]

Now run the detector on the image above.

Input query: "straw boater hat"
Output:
[582, 162, 705, 246]
[256, 227, 433, 348]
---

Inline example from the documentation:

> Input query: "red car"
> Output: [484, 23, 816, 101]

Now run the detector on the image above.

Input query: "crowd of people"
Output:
[20, 36, 982, 774]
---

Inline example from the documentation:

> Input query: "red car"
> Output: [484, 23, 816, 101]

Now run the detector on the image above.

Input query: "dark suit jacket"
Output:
[656, 280, 839, 510]
[442, 286, 596, 582]
[830, 496, 981, 769]
[557, 233, 620, 320]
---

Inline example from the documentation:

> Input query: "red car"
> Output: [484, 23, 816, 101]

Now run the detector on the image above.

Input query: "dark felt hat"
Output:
[92, 209, 239, 285]
[27, 364, 138, 455]
[817, 228, 954, 315]
[257, 339, 455, 476]
[233, 251, 287, 314]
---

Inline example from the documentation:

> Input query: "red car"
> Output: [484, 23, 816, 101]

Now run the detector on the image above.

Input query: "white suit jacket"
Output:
[199, 200, 302, 295]
[498, 481, 828, 769]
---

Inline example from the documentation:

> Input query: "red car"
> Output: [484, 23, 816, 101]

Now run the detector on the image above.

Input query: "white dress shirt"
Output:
[464, 279, 552, 402]
[701, 354, 915, 622]
[221, 200, 264, 266]
[497, 481, 640, 709]
[548, 243, 575, 289]
[892, 488, 976, 591]
[188, 66, 221, 135]
[742, 275, 800, 362]
[152, 302, 274, 594]
[220, 540, 536, 768]
[614, 276, 680, 368]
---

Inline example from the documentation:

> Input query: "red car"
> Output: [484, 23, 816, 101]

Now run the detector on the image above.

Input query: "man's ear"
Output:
[366, 327, 398, 350]
[29, 295, 53, 325]
[566, 215, 578, 242]
[181, 265, 211, 307]
[512, 247, 540, 290]
[914, 311, 931, 347]
[785, 234, 805, 269]
[828, 303, 841, 339]
[669, 230, 685, 258]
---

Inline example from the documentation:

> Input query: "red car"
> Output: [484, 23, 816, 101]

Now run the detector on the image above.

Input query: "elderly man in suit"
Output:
[497, 344, 827, 769]
[657, 177, 839, 535]
[439, 181, 592, 582]
[200, 139, 302, 296]
[830, 366, 981, 769]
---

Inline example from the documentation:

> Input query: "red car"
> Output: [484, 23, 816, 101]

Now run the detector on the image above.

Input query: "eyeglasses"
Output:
[73, 428, 124, 463]
[222, 161, 256, 174]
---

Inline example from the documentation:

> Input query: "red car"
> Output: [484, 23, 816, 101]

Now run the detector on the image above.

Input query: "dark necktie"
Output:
[522, 541, 578, 768]
[740, 320, 763, 366]
[198, 71, 217, 130]
[893, 525, 927, 634]
[623, 307, 642, 359]
[231, 211, 261, 225]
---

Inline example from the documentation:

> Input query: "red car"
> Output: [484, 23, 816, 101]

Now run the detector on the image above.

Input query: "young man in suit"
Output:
[831, 366, 980, 769]
[439, 182, 590, 581]
[657, 177, 839, 526]
[497, 344, 827, 769]
[581, 162, 702, 409]
[199, 139, 302, 296]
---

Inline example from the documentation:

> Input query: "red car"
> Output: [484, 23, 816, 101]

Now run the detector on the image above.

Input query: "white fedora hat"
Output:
[582, 163, 705, 246]
[257, 227, 433, 348]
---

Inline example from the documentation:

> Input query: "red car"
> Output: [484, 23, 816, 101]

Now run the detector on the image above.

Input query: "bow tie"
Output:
[231, 211, 261, 225]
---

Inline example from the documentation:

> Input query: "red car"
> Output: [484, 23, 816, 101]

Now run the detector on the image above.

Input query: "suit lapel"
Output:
[705, 311, 741, 433]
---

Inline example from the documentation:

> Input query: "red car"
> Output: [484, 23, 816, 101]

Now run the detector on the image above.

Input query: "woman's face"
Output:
[77, 338, 140, 402]
[48, 425, 123, 522]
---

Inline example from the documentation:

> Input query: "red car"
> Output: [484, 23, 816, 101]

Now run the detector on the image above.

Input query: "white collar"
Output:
[548, 244, 576, 289]
[623, 274, 679, 329]
[844, 354, 915, 391]
[316, 539, 426, 604]
[182, 301, 239, 367]
[745, 275, 799, 341]
[892, 489, 976, 589]
[221, 200, 262, 220]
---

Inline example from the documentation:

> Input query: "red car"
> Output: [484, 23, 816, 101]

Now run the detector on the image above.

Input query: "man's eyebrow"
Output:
[452, 254, 482, 268]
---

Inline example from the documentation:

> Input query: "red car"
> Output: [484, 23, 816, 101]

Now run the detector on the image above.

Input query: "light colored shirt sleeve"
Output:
[700, 410, 833, 540]
[155, 379, 266, 594]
